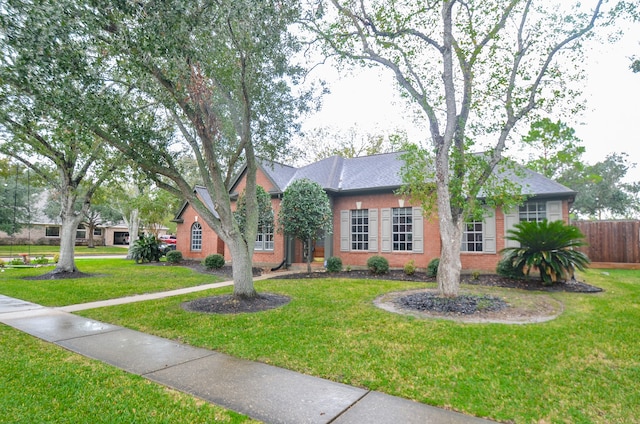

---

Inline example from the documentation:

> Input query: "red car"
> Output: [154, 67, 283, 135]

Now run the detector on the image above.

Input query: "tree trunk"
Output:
[306, 237, 313, 274]
[125, 209, 140, 260]
[437, 215, 463, 297]
[87, 223, 95, 248]
[227, 239, 257, 299]
[435, 165, 463, 297]
[53, 213, 83, 274]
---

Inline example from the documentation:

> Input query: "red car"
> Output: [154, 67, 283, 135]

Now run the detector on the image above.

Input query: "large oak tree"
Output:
[2, 0, 311, 296]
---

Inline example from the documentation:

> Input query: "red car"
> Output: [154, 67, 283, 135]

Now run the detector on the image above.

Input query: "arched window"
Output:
[191, 222, 202, 251]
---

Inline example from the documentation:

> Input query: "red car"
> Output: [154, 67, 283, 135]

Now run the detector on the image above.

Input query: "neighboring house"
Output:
[174, 152, 575, 272]
[0, 192, 169, 246]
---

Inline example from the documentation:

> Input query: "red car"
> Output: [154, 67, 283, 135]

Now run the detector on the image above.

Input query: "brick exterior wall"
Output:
[177, 169, 571, 273]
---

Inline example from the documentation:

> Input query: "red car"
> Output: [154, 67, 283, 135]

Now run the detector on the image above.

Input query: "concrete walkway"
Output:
[0, 280, 496, 424]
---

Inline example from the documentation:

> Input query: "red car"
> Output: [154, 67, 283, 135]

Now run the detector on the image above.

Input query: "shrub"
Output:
[203, 254, 225, 270]
[502, 219, 590, 285]
[32, 256, 49, 265]
[496, 257, 525, 279]
[0, 258, 5, 267]
[367, 255, 389, 275]
[426, 258, 440, 277]
[404, 259, 416, 276]
[9, 258, 23, 266]
[130, 234, 162, 263]
[166, 250, 183, 264]
[326, 256, 342, 273]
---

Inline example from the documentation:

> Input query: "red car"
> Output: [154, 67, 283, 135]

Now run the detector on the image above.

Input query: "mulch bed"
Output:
[183, 293, 290, 315]
[274, 269, 603, 293]
[24, 270, 94, 280]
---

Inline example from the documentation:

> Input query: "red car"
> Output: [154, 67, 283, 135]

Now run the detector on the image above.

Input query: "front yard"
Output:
[1, 259, 639, 423]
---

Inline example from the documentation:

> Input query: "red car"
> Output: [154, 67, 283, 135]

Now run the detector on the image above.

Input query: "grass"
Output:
[76, 269, 640, 424]
[2, 264, 639, 422]
[0, 244, 127, 257]
[0, 325, 256, 423]
[0, 258, 225, 306]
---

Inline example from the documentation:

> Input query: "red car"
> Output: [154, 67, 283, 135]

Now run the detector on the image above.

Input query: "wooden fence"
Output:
[574, 220, 640, 264]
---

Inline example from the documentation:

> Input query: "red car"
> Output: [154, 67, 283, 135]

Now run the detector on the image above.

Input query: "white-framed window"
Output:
[351, 209, 369, 251]
[93, 228, 102, 236]
[392, 207, 413, 251]
[45, 226, 60, 237]
[255, 224, 274, 251]
[76, 225, 86, 239]
[461, 220, 483, 252]
[191, 222, 202, 251]
[519, 202, 547, 222]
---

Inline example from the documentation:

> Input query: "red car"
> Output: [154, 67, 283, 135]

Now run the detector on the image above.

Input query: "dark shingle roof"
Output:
[261, 152, 406, 193]
[259, 151, 574, 198]
[261, 152, 576, 196]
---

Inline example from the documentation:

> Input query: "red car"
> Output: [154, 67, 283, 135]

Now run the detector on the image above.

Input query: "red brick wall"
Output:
[178, 172, 571, 272]
[178, 168, 286, 266]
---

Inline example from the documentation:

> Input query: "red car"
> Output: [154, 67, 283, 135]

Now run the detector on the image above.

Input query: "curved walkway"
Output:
[0, 278, 496, 424]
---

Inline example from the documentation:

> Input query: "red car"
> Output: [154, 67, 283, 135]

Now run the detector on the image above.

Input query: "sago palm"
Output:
[501, 220, 590, 285]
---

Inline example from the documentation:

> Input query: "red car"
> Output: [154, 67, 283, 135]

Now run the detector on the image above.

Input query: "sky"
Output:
[300, 18, 640, 183]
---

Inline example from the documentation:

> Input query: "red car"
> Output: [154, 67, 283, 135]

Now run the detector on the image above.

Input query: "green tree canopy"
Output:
[234, 186, 274, 238]
[564, 153, 640, 219]
[521, 118, 586, 180]
[0, 0, 313, 296]
[278, 178, 332, 273]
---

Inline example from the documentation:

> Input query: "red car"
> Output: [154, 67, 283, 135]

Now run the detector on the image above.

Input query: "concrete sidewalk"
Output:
[0, 292, 496, 424]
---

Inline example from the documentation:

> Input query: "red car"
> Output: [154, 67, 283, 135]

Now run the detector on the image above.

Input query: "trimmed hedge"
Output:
[166, 250, 183, 264]
[203, 254, 225, 270]
[326, 256, 343, 273]
[367, 255, 389, 275]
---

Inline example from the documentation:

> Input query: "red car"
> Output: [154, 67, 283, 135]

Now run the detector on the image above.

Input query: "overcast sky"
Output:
[300, 20, 640, 183]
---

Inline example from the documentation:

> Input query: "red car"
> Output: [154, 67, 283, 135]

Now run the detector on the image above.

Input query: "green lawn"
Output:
[0, 244, 127, 257]
[78, 269, 640, 424]
[2, 264, 639, 423]
[0, 258, 225, 306]
[0, 325, 256, 423]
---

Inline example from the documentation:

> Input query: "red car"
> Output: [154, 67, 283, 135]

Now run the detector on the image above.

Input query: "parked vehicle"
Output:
[159, 235, 177, 244]
[159, 243, 176, 255]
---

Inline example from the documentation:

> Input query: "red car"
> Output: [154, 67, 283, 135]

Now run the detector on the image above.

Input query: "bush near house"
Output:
[367, 255, 389, 275]
[496, 257, 525, 279]
[203, 254, 225, 270]
[166, 250, 183, 264]
[426, 258, 440, 277]
[404, 259, 416, 276]
[501, 219, 590, 285]
[129, 234, 162, 264]
[326, 256, 342, 273]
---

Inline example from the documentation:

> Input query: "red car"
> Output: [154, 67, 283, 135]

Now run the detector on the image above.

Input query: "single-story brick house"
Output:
[174, 152, 575, 272]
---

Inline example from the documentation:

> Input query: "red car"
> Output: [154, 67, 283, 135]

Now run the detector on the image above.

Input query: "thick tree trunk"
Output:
[54, 214, 82, 274]
[435, 155, 463, 297]
[437, 214, 463, 297]
[227, 240, 257, 299]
